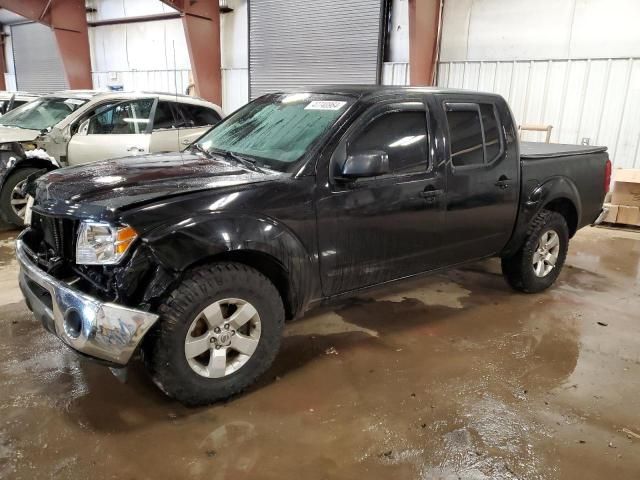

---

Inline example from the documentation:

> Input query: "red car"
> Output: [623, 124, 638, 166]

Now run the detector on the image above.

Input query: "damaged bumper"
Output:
[16, 234, 159, 366]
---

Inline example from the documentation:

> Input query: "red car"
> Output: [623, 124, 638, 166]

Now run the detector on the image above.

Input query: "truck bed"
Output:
[520, 142, 607, 159]
[519, 142, 608, 232]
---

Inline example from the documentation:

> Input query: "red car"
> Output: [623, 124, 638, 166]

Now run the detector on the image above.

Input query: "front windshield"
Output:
[0, 97, 88, 131]
[197, 93, 354, 172]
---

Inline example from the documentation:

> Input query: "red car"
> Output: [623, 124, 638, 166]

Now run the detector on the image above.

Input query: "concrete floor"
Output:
[0, 226, 639, 479]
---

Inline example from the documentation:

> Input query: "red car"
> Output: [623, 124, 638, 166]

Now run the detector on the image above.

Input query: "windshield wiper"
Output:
[214, 149, 266, 174]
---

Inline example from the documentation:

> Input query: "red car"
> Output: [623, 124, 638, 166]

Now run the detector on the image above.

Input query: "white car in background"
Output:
[0, 91, 40, 116]
[0, 90, 224, 225]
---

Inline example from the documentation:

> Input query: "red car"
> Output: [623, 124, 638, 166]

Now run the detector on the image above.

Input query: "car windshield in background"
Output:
[0, 97, 88, 131]
[197, 93, 354, 172]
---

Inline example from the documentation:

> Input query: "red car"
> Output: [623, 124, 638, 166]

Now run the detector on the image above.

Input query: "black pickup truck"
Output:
[16, 86, 610, 405]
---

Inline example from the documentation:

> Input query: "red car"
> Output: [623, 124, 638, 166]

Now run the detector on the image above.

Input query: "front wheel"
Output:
[0, 167, 42, 226]
[143, 262, 285, 406]
[501, 210, 569, 293]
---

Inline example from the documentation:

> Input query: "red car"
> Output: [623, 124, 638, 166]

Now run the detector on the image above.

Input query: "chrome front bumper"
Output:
[16, 235, 159, 366]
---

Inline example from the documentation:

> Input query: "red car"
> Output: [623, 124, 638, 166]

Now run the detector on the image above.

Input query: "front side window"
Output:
[0, 97, 88, 131]
[198, 93, 354, 172]
[87, 99, 154, 135]
[348, 110, 428, 175]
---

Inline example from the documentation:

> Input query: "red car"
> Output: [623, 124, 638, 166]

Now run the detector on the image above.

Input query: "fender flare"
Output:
[136, 212, 316, 318]
[502, 176, 581, 256]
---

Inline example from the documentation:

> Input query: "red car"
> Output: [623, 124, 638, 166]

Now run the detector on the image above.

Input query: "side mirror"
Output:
[341, 150, 389, 179]
[77, 119, 90, 136]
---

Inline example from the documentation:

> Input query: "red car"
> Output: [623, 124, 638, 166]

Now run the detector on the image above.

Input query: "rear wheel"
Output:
[0, 168, 41, 226]
[143, 262, 285, 406]
[501, 210, 569, 293]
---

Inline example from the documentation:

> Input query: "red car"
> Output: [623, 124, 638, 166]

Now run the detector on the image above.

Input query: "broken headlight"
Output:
[76, 222, 138, 265]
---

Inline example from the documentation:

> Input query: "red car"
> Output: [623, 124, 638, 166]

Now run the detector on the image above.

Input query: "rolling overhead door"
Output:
[11, 22, 68, 94]
[249, 0, 384, 99]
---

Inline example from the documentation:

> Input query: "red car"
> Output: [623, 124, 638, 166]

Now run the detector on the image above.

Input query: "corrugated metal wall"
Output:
[437, 58, 640, 168]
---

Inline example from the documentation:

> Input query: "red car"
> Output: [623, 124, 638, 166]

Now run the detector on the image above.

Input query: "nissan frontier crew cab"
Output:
[16, 86, 610, 406]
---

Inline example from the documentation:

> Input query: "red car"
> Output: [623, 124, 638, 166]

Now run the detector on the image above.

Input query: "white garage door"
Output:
[249, 0, 384, 99]
[11, 22, 68, 94]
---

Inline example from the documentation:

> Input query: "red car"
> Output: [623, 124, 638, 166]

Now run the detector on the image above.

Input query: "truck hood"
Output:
[0, 126, 41, 143]
[34, 151, 283, 216]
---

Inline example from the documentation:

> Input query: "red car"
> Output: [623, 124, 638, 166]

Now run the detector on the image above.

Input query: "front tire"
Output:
[0, 168, 42, 226]
[501, 210, 569, 293]
[143, 262, 285, 406]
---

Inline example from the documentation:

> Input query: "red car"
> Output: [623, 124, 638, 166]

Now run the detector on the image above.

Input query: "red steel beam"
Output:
[408, 0, 442, 86]
[0, 0, 92, 89]
[160, 0, 222, 105]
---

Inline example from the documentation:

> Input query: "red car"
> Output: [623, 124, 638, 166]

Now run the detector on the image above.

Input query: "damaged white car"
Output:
[0, 90, 224, 225]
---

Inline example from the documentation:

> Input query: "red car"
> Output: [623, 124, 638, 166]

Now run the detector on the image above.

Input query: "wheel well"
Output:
[544, 198, 578, 237]
[195, 250, 294, 320]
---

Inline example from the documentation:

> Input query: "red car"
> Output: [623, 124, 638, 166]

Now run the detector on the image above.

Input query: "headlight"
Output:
[76, 222, 138, 265]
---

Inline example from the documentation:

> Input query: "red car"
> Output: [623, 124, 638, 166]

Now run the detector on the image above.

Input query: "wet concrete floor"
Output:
[0, 226, 639, 479]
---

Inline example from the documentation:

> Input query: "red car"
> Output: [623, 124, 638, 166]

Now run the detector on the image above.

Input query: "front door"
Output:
[316, 99, 447, 296]
[67, 98, 155, 166]
[436, 95, 519, 262]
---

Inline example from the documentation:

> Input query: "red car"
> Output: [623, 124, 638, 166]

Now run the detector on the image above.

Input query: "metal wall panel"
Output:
[438, 58, 640, 168]
[249, 0, 383, 99]
[11, 22, 68, 94]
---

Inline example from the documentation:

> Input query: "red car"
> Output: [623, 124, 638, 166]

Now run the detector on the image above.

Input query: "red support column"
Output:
[408, 0, 442, 86]
[0, 0, 92, 89]
[50, 0, 92, 89]
[160, 0, 222, 105]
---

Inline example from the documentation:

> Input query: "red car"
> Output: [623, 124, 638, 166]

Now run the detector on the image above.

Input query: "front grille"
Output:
[30, 212, 77, 261]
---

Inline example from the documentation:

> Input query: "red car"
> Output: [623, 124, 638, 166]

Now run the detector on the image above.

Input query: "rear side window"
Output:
[177, 104, 221, 127]
[153, 101, 176, 130]
[349, 110, 428, 175]
[445, 102, 502, 167]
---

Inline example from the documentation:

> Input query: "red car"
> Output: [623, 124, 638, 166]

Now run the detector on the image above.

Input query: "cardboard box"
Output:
[616, 205, 640, 226]
[603, 204, 619, 223]
[612, 169, 640, 207]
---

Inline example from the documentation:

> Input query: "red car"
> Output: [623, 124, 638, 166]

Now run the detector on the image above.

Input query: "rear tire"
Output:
[0, 168, 41, 227]
[143, 262, 285, 406]
[501, 210, 569, 293]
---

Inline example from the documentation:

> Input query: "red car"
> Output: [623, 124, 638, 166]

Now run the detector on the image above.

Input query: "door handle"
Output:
[495, 175, 511, 189]
[181, 139, 191, 145]
[419, 188, 444, 202]
[126, 146, 144, 153]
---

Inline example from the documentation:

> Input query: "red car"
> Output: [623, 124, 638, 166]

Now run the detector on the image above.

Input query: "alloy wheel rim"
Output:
[532, 230, 560, 277]
[184, 298, 261, 378]
[10, 180, 28, 219]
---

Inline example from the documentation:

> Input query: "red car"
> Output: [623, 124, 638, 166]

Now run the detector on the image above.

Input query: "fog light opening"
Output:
[64, 309, 83, 339]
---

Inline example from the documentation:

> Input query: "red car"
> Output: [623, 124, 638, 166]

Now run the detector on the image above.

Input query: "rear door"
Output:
[67, 98, 156, 165]
[435, 95, 518, 262]
[174, 103, 222, 149]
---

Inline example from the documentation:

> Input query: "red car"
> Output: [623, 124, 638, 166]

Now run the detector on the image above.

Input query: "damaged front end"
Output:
[18, 209, 178, 366]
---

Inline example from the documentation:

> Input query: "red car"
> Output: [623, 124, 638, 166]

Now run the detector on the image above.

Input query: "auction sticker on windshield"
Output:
[305, 101, 347, 111]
